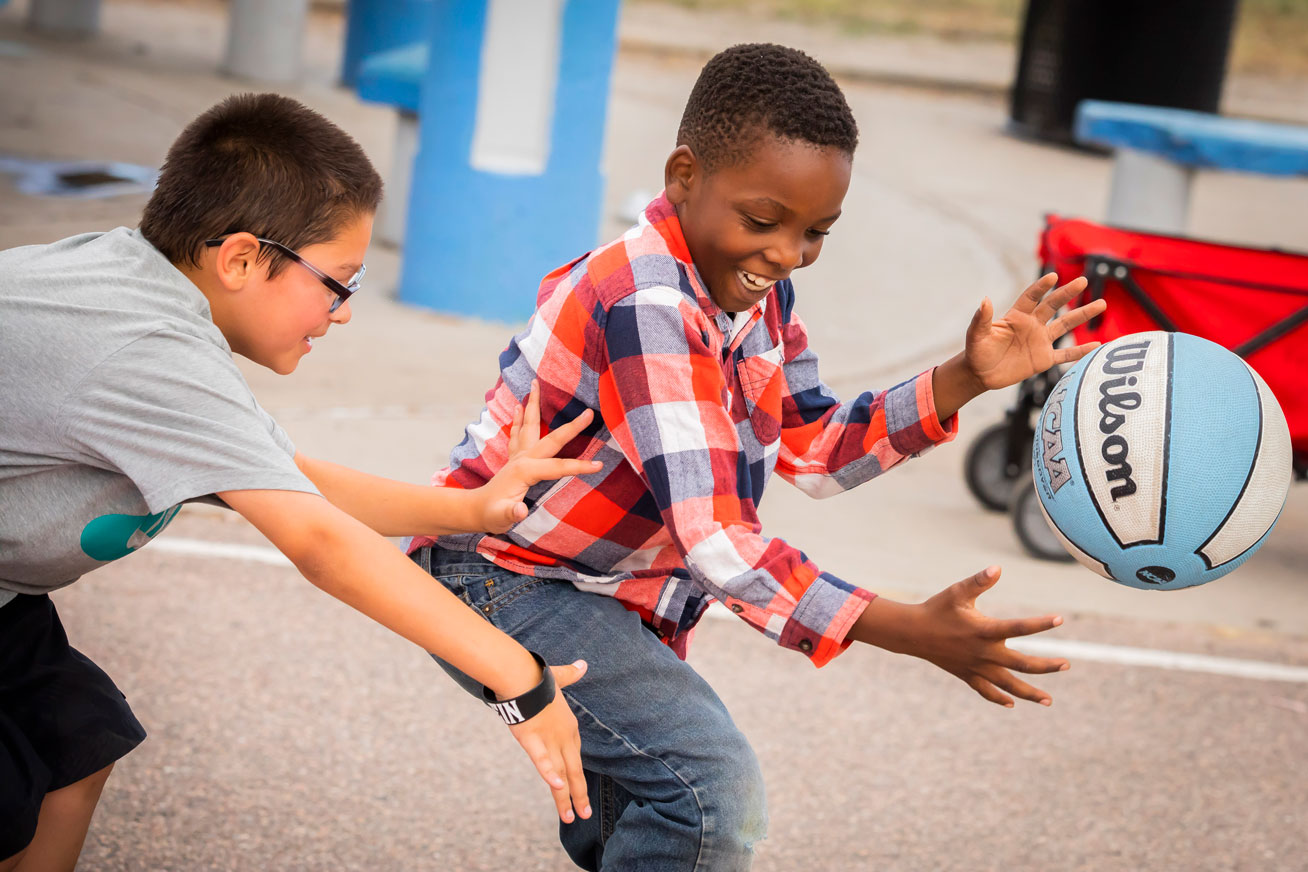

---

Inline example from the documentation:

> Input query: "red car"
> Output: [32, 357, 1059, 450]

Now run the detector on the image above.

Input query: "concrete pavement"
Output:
[2, 0, 1307, 869]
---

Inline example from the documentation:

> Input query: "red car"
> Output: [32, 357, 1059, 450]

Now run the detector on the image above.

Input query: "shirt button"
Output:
[730, 603, 744, 613]
[798, 639, 813, 653]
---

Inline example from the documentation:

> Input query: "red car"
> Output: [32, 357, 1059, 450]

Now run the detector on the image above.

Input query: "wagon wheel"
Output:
[964, 422, 1026, 512]
[1009, 476, 1075, 562]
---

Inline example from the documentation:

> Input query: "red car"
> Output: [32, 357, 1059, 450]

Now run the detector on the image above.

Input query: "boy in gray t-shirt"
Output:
[0, 94, 597, 869]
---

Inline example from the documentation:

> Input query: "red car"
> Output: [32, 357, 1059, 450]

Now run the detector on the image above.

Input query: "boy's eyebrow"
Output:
[740, 197, 841, 224]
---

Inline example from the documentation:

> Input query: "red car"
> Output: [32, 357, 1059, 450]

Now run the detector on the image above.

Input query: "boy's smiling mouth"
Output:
[737, 269, 775, 294]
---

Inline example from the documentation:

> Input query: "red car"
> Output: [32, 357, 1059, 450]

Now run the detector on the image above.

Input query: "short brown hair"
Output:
[141, 93, 383, 276]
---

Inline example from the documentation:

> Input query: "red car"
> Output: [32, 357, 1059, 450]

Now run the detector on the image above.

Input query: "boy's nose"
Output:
[330, 299, 353, 325]
[764, 240, 804, 273]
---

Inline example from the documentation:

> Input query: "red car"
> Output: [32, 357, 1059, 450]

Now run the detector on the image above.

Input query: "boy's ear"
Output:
[664, 145, 698, 206]
[210, 233, 262, 291]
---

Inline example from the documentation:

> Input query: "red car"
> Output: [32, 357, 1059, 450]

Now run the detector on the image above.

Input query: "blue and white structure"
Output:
[398, 0, 621, 322]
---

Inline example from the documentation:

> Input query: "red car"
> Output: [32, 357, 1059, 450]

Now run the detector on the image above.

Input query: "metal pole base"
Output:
[221, 0, 310, 84]
[376, 111, 419, 249]
[27, 0, 102, 38]
[1105, 148, 1195, 234]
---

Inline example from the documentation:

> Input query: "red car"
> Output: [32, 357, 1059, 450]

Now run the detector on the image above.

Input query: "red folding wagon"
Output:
[964, 215, 1308, 559]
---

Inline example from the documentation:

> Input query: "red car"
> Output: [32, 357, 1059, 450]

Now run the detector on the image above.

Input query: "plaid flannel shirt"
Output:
[413, 194, 957, 666]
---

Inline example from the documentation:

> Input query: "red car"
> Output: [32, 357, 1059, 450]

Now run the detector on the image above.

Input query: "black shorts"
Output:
[0, 593, 146, 859]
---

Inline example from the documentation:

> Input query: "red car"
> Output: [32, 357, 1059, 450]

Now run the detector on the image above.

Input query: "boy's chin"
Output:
[255, 353, 301, 375]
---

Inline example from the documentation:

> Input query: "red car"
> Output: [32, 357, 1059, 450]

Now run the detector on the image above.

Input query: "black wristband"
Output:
[482, 651, 557, 725]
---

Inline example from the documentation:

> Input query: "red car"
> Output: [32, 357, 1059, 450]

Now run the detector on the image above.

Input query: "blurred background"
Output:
[2, 1, 1306, 869]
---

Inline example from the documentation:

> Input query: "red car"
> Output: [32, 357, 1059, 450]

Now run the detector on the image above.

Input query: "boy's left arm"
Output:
[294, 384, 601, 537]
[931, 273, 1102, 420]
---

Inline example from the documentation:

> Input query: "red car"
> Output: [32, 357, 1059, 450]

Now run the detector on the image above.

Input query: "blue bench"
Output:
[356, 42, 427, 247]
[1075, 100, 1308, 234]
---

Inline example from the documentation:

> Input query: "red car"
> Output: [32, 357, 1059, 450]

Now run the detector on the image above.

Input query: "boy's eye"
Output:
[807, 228, 831, 238]
[742, 215, 777, 231]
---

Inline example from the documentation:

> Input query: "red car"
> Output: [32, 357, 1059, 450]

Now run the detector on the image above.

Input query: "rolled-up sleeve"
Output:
[775, 311, 958, 498]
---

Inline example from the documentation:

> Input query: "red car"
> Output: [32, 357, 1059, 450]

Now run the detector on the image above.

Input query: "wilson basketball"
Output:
[1032, 331, 1292, 589]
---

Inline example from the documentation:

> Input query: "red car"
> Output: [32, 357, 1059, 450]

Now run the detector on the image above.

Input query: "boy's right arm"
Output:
[217, 486, 592, 824]
[846, 565, 1069, 707]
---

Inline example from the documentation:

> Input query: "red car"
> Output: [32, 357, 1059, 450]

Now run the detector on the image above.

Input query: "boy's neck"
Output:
[176, 261, 222, 309]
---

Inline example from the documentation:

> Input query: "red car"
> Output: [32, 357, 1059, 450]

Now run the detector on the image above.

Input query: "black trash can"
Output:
[1009, 0, 1240, 145]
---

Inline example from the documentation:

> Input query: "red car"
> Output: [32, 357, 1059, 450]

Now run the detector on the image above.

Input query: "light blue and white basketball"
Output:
[1032, 331, 1292, 590]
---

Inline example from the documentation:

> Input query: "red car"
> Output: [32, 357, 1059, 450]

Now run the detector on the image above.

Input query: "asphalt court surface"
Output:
[58, 512, 1308, 871]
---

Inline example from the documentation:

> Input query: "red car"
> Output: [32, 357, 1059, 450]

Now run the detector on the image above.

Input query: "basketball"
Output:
[1032, 331, 1292, 589]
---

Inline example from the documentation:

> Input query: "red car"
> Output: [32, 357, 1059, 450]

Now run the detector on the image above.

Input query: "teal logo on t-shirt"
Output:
[80, 505, 182, 562]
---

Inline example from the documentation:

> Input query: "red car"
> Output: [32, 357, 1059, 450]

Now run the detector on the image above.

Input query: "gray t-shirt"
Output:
[0, 228, 319, 604]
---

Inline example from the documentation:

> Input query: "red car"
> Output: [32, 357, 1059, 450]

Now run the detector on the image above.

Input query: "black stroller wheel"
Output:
[1010, 476, 1075, 562]
[964, 422, 1024, 511]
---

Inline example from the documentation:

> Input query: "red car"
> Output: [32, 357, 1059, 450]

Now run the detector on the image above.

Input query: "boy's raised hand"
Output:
[963, 273, 1104, 392]
[478, 381, 602, 533]
[850, 566, 1069, 707]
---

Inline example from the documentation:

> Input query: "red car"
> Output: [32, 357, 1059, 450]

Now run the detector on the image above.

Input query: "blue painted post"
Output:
[397, 0, 621, 322]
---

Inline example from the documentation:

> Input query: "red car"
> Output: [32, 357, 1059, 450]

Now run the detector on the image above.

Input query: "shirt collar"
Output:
[641, 191, 768, 328]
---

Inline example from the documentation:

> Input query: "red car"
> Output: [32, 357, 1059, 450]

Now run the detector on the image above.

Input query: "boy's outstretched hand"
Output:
[510, 661, 593, 824]
[933, 273, 1106, 420]
[478, 380, 602, 533]
[850, 566, 1069, 707]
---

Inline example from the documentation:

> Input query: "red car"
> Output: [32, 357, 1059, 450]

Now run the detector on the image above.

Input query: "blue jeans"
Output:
[415, 546, 768, 871]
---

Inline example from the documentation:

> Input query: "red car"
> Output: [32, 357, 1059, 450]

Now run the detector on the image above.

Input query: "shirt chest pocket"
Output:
[735, 344, 785, 445]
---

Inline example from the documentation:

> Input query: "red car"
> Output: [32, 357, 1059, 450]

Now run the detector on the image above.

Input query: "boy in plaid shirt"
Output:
[410, 44, 1104, 870]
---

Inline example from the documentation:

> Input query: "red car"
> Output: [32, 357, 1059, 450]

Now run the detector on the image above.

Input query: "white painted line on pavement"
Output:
[152, 537, 293, 566]
[1005, 637, 1308, 684]
[154, 537, 1308, 684]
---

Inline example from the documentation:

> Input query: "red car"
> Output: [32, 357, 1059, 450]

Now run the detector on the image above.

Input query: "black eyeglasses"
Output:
[204, 236, 365, 313]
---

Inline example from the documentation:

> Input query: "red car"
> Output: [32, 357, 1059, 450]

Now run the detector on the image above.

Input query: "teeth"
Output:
[738, 270, 772, 291]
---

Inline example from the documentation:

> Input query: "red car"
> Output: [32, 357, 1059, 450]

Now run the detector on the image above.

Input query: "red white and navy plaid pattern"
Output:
[413, 194, 956, 665]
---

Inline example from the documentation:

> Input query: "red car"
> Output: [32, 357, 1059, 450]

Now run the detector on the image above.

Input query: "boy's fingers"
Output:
[1034, 276, 1089, 320]
[564, 745, 591, 821]
[1047, 297, 1106, 339]
[995, 648, 1070, 675]
[966, 297, 993, 345]
[1012, 272, 1058, 315]
[546, 752, 577, 823]
[1052, 341, 1101, 365]
[520, 737, 566, 791]
[954, 565, 1000, 603]
[533, 408, 596, 456]
[524, 379, 542, 442]
[508, 403, 525, 456]
[989, 669, 1052, 706]
[966, 676, 1014, 708]
[550, 660, 588, 690]
[525, 457, 604, 482]
[984, 614, 1063, 640]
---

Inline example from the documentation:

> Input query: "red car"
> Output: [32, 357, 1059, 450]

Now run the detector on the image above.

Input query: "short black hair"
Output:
[141, 93, 383, 276]
[676, 43, 859, 171]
